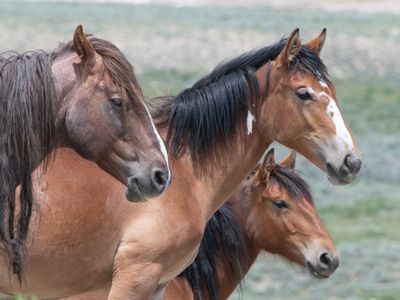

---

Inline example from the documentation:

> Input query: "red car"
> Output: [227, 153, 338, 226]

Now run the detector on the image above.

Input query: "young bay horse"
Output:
[68, 149, 339, 300]
[165, 149, 339, 299]
[0, 25, 170, 280]
[0, 29, 360, 299]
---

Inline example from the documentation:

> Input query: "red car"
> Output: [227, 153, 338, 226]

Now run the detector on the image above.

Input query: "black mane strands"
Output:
[270, 164, 314, 204]
[290, 45, 330, 84]
[166, 66, 260, 173]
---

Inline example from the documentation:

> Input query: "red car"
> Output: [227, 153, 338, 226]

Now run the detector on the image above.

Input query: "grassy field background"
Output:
[1, 0, 400, 299]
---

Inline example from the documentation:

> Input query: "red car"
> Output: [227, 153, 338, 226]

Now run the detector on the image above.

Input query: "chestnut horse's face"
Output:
[260, 29, 361, 185]
[251, 150, 339, 279]
[53, 26, 171, 202]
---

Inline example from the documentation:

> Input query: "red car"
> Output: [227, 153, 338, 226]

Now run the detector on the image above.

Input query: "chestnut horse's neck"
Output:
[198, 129, 270, 218]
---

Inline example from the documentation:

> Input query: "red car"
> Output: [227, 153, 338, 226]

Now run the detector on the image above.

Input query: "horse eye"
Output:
[274, 199, 290, 209]
[296, 89, 312, 101]
[110, 98, 123, 108]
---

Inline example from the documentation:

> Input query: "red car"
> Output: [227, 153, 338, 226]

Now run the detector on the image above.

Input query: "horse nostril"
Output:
[319, 252, 332, 267]
[152, 168, 167, 191]
[344, 155, 353, 170]
[352, 158, 362, 173]
[344, 154, 362, 174]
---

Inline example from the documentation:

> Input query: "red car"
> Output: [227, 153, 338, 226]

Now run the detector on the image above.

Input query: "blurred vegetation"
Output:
[336, 80, 400, 135]
[1, 1, 399, 299]
[14, 296, 37, 300]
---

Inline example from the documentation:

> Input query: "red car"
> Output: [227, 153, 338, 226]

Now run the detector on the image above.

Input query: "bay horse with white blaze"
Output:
[67, 149, 339, 300]
[0, 29, 360, 299]
[0, 25, 170, 281]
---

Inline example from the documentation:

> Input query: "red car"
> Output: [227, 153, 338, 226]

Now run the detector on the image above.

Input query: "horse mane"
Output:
[268, 164, 314, 203]
[150, 38, 330, 173]
[0, 49, 57, 281]
[179, 161, 313, 300]
[0, 35, 143, 281]
[179, 204, 245, 300]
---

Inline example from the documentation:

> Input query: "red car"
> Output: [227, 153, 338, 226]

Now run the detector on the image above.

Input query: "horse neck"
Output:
[51, 53, 79, 143]
[213, 246, 259, 300]
[195, 129, 270, 220]
[213, 181, 263, 299]
[152, 63, 274, 220]
[193, 64, 273, 219]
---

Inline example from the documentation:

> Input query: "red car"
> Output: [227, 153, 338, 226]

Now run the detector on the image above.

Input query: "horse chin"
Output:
[126, 185, 147, 203]
[306, 262, 330, 279]
[326, 163, 352, 186]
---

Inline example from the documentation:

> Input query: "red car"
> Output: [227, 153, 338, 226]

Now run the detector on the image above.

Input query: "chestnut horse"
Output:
[0, 25, 170, 280]
[0, 29, 360, 299]
[68, 149, 339, 300]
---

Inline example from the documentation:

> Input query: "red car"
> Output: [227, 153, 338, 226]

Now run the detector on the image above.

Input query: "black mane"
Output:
[150, 38, 330, 173]
[179, 161, 313, 300]
[179, 204, 245, 300]
[0, 36, 143, 281]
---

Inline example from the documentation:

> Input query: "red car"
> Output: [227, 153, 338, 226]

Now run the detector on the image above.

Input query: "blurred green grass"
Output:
[337, 80, 400, 134]
[14, 296, 37, 300]
[320, 194, 400, 243]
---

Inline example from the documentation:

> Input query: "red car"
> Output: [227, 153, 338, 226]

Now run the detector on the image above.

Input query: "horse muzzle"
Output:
[307, 251, 340, 279]
[126, 165, 171, 202]
[326, 152, 362, 185]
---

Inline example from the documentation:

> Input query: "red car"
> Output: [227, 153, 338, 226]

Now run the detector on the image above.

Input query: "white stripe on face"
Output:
[319, 80, 328, 88]
[319, 92, 354, 151]
[139, 94, 171, 185]
[130, 83, 170, 168]
[246, 110, 255, 135]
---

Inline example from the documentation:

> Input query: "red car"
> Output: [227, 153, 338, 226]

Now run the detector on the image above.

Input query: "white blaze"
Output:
[151, 119, 170, 169]
[319, 92, 354, 151]
[246, 111, 255, 135]
[319, 80, 328, 88]
[141, 95, 171, 184]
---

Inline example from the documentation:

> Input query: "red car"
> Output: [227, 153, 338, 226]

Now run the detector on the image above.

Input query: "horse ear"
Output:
[73, 25, 96, 68]
[263, 148, 276, 171]
[280, 151, 296, 169]
[277, 28, 302, 68]
[253, 148, 275, 187]
[307, 28, 326, 56]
